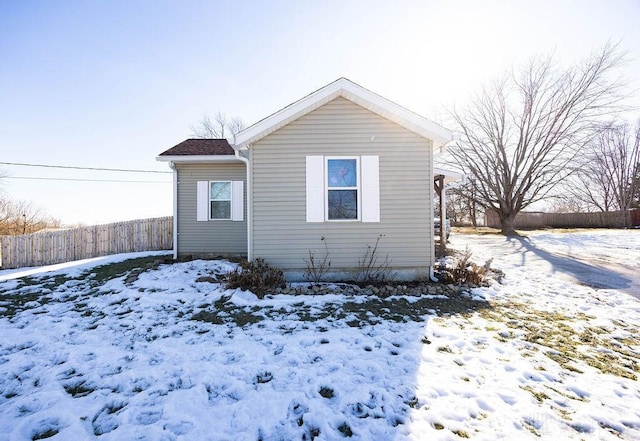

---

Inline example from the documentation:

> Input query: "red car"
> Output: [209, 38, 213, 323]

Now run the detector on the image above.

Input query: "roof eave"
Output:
[233, 78, 454, 150]
[434, 167, 464, 184]
[156, 155, 242, 163]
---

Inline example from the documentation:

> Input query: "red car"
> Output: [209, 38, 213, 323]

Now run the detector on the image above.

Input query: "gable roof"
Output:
[158, 139, 235, 156]
[233, 77, 454, 151]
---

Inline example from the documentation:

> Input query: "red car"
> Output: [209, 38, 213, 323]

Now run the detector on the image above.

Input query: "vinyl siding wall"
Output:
[176, 163, 247, 256]
[251, 97, 434, 277]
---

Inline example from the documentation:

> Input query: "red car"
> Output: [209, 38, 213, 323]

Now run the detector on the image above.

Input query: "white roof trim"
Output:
[434, 167, 464, 185]
[156, 155, 241, 163]
[233, 77, 454, 150]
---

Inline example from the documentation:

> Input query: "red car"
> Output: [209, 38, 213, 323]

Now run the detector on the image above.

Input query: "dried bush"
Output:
[303, 236, 331, 284]
[356, 235, 394, 283]
[225, 258, 286, 299]
[440, 248, 496, 286]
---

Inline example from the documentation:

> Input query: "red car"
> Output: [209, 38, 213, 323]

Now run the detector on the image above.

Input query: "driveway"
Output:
[450, 230, 640, 300]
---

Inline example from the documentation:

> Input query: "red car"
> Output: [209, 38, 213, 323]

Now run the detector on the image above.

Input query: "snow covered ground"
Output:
[0, 230, 638, 440]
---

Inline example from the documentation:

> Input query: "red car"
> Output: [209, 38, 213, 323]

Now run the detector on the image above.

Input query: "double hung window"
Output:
[305, 155, 379, 223]
[327, 158, 359, 220]
[210, 181, 231, 219]
[196, 180, 244, 222]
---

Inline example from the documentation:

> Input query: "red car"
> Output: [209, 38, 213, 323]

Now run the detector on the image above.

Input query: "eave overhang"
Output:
[233, 77, 454, 151]
[156, 155, 241, 164]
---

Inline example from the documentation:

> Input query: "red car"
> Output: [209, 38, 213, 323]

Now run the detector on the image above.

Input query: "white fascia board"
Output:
[340, 87, 454, 149]
[156, 155, 242, 163]
[233, 79, 345, 149]
[233, 78, 454, 151]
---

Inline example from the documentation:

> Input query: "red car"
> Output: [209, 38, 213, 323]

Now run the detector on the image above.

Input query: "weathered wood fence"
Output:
[0, 216, 173, 269]
[484, 209, 640, 229]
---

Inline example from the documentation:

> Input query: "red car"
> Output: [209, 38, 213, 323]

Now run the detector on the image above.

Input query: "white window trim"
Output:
[325, 156, 360, 222]
[209, 180, 232, 220]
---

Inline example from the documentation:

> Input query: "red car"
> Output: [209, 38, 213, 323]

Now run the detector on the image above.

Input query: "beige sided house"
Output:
[157, 78, 454, 281]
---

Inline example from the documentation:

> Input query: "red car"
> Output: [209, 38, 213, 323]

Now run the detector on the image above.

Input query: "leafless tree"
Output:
[227, 117, 246, 137]
[448, 43, 628, 234]
[0, 197, 61, 236]
[566, 121, 640, 215]
[547, 196, 586, 213]
[190, 112, 246, 140]
[446, 178, 483, 226]
[633, 161, 640, 208]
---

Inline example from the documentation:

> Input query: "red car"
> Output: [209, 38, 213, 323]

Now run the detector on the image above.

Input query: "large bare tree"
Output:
[567, 121, 640, 214]
[190, 112, 246, 140]
[448, 44, 627, 234]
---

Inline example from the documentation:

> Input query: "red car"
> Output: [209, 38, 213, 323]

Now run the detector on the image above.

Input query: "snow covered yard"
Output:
[0, 230, 639, 441]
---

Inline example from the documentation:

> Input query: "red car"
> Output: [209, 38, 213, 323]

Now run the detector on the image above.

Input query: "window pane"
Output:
[328, 159, 357, 188]
[211, 201, 231, 219]
[328, 190, 357, 219]
[211, 182, 231, 200]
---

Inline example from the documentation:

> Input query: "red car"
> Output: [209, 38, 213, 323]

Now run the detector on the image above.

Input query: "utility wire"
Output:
[5, 176, 171, 184]
[0, 161, 171, 174]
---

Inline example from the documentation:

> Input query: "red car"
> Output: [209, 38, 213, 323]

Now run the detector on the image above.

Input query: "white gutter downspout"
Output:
[169, 161, 178, 260]
[429, 266, 439, 282]
[234, 146, 252, 261]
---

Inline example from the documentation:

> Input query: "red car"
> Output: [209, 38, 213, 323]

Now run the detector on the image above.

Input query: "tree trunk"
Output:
[470, 200, 477, 227]
[500, 213, 518, 235]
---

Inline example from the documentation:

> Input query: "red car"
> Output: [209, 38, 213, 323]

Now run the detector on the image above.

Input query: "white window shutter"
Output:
[306, 156, 324, 222]
[361, 155, 380, 222]
[231, 180, 244, 221]
[196, 181, 209, 221]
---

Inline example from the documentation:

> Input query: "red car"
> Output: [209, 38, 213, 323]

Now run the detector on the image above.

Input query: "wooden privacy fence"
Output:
[0, 216, 173, 269]
[484, 210, 640, 229]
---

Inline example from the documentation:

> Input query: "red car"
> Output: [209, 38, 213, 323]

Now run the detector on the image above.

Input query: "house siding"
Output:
[251, 97, 434, 278]
[176, 163, 247, 256]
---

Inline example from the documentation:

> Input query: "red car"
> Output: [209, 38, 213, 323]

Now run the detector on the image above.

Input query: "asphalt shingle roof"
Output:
[158, 139, 235, 156]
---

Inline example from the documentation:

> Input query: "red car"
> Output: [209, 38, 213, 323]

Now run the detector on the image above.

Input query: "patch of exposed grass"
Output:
[0, 291, 51, 318]
[319, 386, 334, 399]
[87, 256, 168, 285]
[32, 428, 59, 440]
[479, 301, 639, 380]
[453, 227, 502, 235]
[520, 385, 550, 403]
[191, 293, 491, 330]
[522, 418, 542, 437]
[404, 396, 419, 408]
[63, 380, 95, 398]
[0, 256, 170, 320]
[255, 371, 273, 384]
[545, 385, 589, 402]
[337, 422, 353, 437]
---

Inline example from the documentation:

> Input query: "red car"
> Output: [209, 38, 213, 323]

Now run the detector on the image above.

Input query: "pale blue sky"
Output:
[1, 0, 639, 225]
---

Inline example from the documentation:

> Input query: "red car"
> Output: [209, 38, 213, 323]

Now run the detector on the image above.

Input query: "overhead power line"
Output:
[5, 176, 171, 184]
[0, 161, 171, 174]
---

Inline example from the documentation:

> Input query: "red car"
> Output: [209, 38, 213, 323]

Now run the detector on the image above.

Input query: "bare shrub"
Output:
[356, 235, 394, 283]
[303, 236, 331, 284]
[440, 248, 498, 286]
[225, 258, 286, 299]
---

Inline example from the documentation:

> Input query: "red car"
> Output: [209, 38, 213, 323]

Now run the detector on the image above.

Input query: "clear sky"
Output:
[1, 0, 639, 225]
